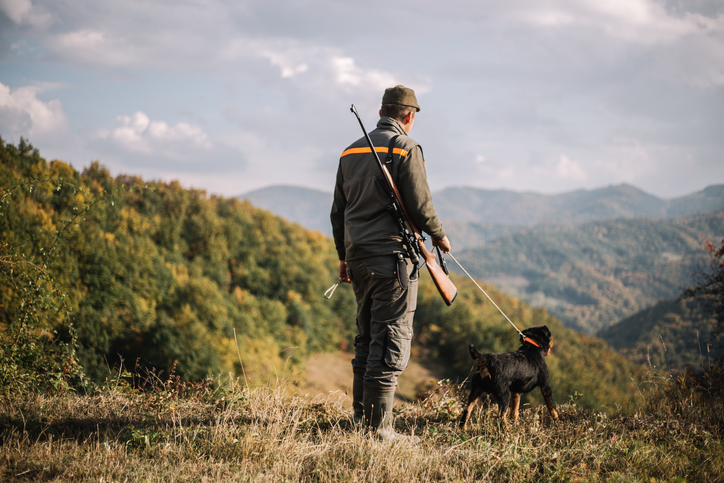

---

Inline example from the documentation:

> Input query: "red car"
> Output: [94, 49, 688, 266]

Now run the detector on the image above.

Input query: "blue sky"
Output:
[1, 0, 723, 198]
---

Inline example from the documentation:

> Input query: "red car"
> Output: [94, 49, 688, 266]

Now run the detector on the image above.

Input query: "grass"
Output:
[1, 371, 723, 482]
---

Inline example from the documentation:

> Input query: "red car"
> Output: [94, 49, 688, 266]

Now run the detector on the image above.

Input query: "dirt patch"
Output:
[297, 351, 444, 405]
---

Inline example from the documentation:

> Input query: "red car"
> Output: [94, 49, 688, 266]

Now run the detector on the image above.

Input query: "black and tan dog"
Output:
[460, 326, 558, 427]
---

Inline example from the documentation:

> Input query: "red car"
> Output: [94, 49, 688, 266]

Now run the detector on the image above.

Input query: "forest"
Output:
[599, 297, 722, 370]
[0, 137, 653, 410]
[455, 213, 723, 334]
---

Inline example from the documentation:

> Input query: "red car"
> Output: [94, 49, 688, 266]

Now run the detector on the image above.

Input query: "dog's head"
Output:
[520, 326, 553, 355]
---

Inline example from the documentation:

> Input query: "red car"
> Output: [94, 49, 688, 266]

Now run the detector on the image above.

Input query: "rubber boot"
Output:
[352, 375, 365, 425]
[363, 390, 420, 444]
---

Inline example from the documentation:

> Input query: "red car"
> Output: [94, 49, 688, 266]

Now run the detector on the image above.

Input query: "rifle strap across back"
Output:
[384, 135, 399, 179]
[385, 134, 422, 278]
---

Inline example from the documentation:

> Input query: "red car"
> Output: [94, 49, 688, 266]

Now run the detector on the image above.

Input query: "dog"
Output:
[460, 325, 558, 427]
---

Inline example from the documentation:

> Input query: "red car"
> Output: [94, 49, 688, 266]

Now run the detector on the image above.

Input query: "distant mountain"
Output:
[239, 185, 333, 235]
[433, 184, 724, 225]
[598, 298, 723, 372]
[438, 221, 530, 250]
[238, 183, 724, 238]
[239, 184, 724, 336]
[454, 211, 724, 334]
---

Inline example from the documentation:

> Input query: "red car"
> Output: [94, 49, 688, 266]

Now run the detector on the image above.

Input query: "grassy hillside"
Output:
[1, 373, 723, 482]
[455, 214, 724, 334]
[599, 298, 723, 371]
[1, 137, 645, 412]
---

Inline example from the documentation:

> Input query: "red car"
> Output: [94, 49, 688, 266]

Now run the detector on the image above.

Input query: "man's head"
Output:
[379, 85, 419, 134]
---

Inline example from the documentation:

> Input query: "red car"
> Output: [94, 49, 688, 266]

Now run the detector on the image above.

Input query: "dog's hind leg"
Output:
[494, 389, 511, 420]
[460, 379, 487, 428]
[508, 392, 521, 421]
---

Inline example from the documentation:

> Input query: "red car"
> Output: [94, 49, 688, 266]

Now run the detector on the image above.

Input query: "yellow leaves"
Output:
[170, 263, 189, 285]
[23, 199, 57, 231]
[235, 335, 284, 383]
[233, 286, 247, 304]
[135, 297, 157, 331]
[49, 160, 75, 179]
[116, 206, 156, 235]
[285, 290, 305, 306]
[73, 191, 88, 205]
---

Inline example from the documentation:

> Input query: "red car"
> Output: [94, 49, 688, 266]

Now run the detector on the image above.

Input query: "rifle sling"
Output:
[384, 135, 423, 278]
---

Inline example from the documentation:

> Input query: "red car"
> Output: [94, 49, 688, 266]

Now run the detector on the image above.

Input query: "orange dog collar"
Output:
[524, 337, 541, 348]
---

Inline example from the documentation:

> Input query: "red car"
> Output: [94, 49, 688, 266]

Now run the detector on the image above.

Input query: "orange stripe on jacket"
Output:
[340, 147, 409, 158]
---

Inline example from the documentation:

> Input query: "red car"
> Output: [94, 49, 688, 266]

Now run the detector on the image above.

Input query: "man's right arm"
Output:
[433, 236, 451, 253]
[397, 145, 447, 243]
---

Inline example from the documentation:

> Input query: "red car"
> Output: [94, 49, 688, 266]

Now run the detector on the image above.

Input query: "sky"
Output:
[1, 0, 723, 199]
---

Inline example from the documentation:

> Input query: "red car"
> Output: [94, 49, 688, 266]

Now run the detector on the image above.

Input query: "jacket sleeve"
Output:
[397, 145, 446, 240]
[330, 160, 347, 260]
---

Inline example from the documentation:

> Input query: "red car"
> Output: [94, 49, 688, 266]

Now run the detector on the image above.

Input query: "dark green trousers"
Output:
[347, 254, 418, 392]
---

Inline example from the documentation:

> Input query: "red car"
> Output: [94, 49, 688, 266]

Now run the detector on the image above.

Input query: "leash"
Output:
[322, 253, 534, 345]
[446, 253, 525, 339]
[324, 278, 343, 299]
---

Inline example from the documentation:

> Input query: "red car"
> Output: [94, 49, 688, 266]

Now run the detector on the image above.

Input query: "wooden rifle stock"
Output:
[350, 104, 458, 306]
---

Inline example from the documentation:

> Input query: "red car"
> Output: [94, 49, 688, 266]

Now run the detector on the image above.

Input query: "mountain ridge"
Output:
[238, 183, 724, 235]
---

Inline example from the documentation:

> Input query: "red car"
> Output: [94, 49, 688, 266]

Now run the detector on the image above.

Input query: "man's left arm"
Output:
[330, 161, 351, 281]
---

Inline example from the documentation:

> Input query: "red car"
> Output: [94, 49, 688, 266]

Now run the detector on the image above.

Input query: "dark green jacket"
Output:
[330, 117, 445, 261]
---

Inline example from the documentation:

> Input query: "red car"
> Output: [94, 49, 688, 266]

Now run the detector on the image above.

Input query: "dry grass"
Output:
[1, 373, 723, 482]
[298, 351, 442, 404]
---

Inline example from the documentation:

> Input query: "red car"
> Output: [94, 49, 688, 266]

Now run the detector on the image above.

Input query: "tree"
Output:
[683, 238, 724, 352]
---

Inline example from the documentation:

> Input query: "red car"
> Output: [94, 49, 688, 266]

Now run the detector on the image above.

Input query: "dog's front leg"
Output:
[508, 392, 521, 421]
[540, 386, 558, 420]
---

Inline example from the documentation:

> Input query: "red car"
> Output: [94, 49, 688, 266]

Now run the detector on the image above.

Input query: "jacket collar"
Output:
[376, 116, 407, 136]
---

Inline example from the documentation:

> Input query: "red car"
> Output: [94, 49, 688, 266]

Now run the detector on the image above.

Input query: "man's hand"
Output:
[339, 260, 351, 283]
[432, 236, 451, 254]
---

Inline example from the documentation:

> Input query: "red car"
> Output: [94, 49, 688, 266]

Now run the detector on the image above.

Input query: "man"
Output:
[330, 85, 451, 442]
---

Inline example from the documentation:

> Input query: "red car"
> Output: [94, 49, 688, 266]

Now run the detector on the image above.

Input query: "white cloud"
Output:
[219, 37, 400, 94]
[0, 81, 71, 140]
[0, 0, 51, 27]
[332, 56, 397, 92]
[2, 0, 722, 198]
[51, 29, 140, 67]
[96, 111, 212, 161]
[520, 0, 721, 45]
[556, 155, 586, 180]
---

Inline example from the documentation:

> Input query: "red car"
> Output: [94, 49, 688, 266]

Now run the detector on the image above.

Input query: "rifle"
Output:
[350, 104, 458, 306]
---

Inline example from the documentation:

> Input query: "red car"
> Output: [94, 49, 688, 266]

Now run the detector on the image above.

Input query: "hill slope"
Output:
[598, 298, 723, 371]
[455, 212, 724, 334]
[1, 137, 645, 410]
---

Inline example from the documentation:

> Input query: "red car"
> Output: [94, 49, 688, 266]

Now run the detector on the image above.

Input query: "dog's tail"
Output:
[469, 344, 483, 360]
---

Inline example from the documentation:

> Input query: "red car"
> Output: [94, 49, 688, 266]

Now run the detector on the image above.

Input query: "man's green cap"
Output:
[381, 85, 420, 112]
